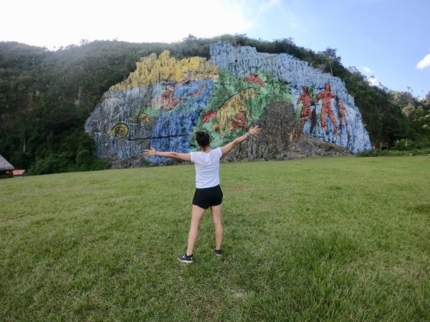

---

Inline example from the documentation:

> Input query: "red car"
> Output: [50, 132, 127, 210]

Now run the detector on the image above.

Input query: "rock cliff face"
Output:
[84, 42, 371, 167]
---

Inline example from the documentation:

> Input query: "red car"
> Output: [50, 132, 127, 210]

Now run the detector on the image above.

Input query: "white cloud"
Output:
[416, 54, 430, 70]
[217, 0, 282, 33]
[1, 0, 264, 49]
[256, 0, 282, 14]
[363, 66, 372, 74]
[220, 0, 281, 16]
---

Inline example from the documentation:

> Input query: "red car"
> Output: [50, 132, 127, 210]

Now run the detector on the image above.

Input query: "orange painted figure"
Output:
[297, 86, 314, 133]
[336, 97, 348, 129]
[315, 82, 339, 135]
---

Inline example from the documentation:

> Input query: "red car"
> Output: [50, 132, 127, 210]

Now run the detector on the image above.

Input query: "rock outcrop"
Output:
[84, 42, 371, 167]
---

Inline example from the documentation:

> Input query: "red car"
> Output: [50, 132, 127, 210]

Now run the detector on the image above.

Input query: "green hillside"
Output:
[1, 35, 429, 174]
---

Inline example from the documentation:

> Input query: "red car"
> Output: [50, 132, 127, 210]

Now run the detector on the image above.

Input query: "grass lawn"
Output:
[1, 156, 429, 321]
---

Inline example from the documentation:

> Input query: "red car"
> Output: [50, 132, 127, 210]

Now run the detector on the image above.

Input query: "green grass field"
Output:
[1, 156, 429, 321]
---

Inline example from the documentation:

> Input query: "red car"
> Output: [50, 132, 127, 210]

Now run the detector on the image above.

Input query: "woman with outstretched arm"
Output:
[143, 126, 261, 263]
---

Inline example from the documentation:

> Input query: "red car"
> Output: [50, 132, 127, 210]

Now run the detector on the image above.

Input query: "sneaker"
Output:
[178, 253, 193, 263]
[212, 248, 222, 256]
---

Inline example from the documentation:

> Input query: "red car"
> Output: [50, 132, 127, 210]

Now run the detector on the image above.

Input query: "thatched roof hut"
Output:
[0, 154, 14, 170]
[0, 154, 15, 178]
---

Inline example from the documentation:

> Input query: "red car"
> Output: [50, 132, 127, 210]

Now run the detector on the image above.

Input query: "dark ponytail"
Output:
[195, 131, 210, 148]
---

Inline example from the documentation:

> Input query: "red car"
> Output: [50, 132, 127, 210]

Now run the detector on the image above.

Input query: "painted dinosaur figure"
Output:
[203, 87, 260, 135]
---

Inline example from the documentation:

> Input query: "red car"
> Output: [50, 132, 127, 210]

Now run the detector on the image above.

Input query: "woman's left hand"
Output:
[248, 126, 261, 136]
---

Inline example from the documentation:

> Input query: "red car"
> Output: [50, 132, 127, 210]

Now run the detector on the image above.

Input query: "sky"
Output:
[1, 0, 429, 99]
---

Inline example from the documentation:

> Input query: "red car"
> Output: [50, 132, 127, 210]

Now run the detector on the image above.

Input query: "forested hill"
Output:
[1, 35, 429, 174]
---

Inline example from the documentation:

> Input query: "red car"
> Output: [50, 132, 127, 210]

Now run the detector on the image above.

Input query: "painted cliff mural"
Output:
[84, 42, 371, 166]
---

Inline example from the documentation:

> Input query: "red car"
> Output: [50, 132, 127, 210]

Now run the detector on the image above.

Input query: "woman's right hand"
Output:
[143, 147, 156, 156]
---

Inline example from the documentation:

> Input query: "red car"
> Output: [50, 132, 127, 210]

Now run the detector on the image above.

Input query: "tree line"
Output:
[1, 34, 429, 174]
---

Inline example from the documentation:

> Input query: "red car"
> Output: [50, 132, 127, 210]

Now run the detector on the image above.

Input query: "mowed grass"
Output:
[1, 156, 429, 322]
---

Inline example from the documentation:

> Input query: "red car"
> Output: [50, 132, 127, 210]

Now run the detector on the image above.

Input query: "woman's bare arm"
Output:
[220, 126, 261, 156]
[143, 148, 191, 162]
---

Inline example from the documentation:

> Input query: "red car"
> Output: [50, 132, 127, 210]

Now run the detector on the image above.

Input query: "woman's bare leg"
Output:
[210, 204, 223, 250]
[186, 205, 205, 256]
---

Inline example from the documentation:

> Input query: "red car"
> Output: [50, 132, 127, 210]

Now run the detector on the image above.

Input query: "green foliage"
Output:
[28, 130, 108, 174]
[393, 138, 415, 150]
[357, 148, 430, 157]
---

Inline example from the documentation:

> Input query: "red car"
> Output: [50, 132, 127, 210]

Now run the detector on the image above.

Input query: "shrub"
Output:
[393, 139, 415, 150]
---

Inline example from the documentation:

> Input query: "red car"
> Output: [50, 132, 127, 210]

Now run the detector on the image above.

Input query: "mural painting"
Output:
[194, 70, 293, 149]
[84, 42, 372, 165]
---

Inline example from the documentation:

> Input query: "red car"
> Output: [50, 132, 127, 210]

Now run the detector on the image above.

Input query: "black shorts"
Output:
[192, 185, 223, 209]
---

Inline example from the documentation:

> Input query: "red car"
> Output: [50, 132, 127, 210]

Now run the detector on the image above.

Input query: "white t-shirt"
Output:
[190, 148, 222, 189]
